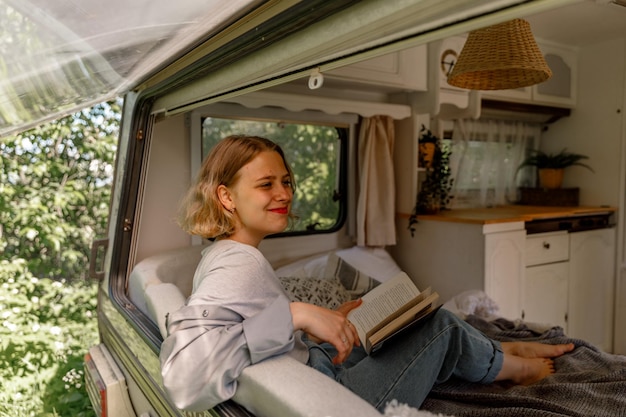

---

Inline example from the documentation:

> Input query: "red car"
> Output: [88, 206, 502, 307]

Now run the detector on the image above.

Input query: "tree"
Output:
[0, 100, 121, 280]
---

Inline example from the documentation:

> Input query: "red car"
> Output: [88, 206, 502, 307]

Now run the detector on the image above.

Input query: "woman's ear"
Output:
[217, 184, 234, 212]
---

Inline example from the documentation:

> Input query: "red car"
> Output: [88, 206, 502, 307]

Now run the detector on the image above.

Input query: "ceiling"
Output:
[525, 0, 626, 47]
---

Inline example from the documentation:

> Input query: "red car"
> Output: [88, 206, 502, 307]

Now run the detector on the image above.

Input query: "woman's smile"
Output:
[269, 207, 289, 215]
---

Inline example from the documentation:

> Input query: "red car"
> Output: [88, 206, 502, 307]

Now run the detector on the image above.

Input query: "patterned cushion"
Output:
[323, 252, 380, 297]
[278, 276, 351, 309]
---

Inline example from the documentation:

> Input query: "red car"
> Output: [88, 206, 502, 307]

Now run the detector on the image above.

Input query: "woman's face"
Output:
[221, 150, 293, 247]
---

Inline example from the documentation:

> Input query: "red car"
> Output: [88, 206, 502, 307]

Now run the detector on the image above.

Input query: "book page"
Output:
[347, 272, 419, 344]
[369, 292, 440, 348]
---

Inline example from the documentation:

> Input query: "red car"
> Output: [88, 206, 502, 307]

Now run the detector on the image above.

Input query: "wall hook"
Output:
[308, 67, 324, 90]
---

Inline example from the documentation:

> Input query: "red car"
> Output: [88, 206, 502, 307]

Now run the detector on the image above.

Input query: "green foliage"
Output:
[417, 125, 439, 144]
[518, 148, 594, 171]
[409, 127, 454, 236]
[0, 101, 118, 416]
[0, 259, 98, 417]
[0, 100, 121, 279]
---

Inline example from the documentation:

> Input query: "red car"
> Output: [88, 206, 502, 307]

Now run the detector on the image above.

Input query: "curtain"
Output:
[448, 119, 541, 208]
[356, 115, 396, 246]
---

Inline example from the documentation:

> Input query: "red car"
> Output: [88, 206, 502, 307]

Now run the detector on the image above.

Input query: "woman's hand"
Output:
[290, 299, 362, 364]
[335, 299, 363, 316]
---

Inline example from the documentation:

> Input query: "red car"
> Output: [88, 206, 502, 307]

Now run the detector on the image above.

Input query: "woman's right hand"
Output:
[290, 301, 360, 364]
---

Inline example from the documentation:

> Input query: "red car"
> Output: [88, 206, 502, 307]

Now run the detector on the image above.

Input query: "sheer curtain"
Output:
[448, 119, 541, 208]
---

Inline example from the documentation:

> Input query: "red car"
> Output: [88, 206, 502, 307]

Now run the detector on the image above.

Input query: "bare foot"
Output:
[501, 341, 575, 359]
[496, 354, 556, 385]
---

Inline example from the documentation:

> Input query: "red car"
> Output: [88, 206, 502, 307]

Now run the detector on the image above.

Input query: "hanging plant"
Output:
[418, 125, 439, 168]
[409, 126, 454, 236]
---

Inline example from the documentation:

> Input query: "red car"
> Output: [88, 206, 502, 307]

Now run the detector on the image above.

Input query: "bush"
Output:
[0, 100, 118, 416]
[0, 100, 120, 280]
[0, 258, 98, 416]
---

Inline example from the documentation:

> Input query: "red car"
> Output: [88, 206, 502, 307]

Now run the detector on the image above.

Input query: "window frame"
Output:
[190, 102, 358, 241]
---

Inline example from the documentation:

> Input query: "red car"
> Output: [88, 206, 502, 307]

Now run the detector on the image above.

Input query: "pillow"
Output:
[334, 246, 402, 283]
[274, 253, 329, 280]
[323, 252, 380, 298]
[278, 276, 351, 309]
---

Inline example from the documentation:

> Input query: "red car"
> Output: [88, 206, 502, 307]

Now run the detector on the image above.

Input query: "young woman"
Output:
[160, 135, 574, 412]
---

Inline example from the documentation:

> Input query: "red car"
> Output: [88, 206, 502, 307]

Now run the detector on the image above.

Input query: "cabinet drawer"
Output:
[526, 232, 569, 266]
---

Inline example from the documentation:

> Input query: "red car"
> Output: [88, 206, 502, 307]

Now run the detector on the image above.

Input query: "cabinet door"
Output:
[523, 262, 569, 330]
[532, 42, 577, 107]
[568, 228, 615, 351]
[327, 45, 426, 90]
[484, 229, 525, 320]
[481, 41, 577, 107]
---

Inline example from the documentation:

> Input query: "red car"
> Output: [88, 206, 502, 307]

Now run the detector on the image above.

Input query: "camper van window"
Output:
[445, 120, 541, 207]
[201, 117, 346, 234]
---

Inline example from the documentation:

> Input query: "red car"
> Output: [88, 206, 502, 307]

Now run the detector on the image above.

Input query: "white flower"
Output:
[3, 321, 16, 331]
[32, 324, 40, 332]
[54, 341, 65, 350]
[50, 326, 62, 335]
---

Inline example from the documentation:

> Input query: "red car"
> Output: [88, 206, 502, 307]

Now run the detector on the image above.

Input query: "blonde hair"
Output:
[178, 135, 294, 239]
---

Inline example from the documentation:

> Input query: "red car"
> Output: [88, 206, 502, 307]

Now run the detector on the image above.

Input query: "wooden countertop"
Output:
[407, 205, 617, 225]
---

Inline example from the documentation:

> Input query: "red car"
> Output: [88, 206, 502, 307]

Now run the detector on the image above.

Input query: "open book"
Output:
[347, 272, 440, 354]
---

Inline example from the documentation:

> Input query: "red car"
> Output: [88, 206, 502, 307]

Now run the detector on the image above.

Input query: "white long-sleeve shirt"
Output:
[160, 239, 308, 412]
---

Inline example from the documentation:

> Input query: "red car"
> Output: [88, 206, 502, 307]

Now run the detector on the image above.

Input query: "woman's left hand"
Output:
[335, 299, 362, 317]
[290, 300, 361, 364]
[305, 299, 363, 344]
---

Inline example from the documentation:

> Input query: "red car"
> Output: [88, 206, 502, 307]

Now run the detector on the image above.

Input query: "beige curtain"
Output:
[356, 115, 396, 247]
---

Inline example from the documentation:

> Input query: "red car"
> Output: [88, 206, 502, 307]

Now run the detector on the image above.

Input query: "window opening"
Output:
[201, 117, 346, 234]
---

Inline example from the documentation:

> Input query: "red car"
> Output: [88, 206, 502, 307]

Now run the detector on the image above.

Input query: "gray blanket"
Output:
[421, 316, 626, 417]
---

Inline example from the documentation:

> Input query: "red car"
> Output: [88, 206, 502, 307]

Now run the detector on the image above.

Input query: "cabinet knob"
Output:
[542, 241, 551, 249]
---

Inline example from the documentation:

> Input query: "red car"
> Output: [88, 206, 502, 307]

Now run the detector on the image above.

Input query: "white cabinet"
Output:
[484, 228, 526, 320]
[521, 228, 615, 352]
[482, 40, 577, 107]
[524, 262, 569, 329]
[394, 219, 616, 351]
[521, 231, 569, 333]
[568, 228, 615, 351]
[522, 231, 570, 329]
[327, 45, 427, 91]
[532, 43, 577, 106]
[391, 219, 525, 319]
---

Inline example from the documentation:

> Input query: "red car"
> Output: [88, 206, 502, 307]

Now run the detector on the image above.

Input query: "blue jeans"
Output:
[305, 308, 503, 411]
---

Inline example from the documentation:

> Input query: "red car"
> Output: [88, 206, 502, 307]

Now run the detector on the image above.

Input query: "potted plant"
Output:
[518, 148, 594, 189]
[409, 128, 454, 236]
[418, 125, 438, 168]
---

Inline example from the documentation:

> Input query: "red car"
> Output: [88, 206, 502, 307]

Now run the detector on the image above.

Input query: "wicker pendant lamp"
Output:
[447, 18, 552, 90]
